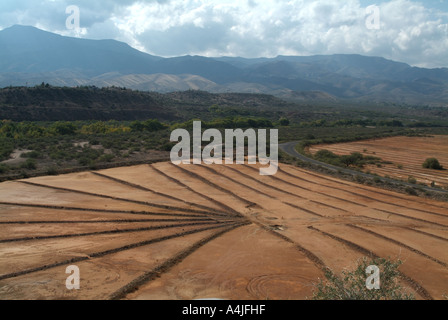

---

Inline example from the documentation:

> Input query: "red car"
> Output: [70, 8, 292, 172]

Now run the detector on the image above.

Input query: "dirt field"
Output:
[309, 135, 448, 188]
[0, 162, 447, 300]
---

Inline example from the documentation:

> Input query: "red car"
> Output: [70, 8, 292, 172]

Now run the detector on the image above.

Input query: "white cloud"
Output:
[0, 0, 447, 67]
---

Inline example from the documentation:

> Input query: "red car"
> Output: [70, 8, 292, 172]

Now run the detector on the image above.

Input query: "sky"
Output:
[0, 0, 447, 68]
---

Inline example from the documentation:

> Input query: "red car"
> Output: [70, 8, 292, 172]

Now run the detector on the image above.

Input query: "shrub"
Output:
[422, 158, 443, 170]
[279, 118, 290, 126]
[46, 167, 58, 176]
[0, 163, 9, 174]
[312, 257, 414, 300]
[373, 176, 382, 184]
[21, 151, 41, 159]
[99, 154, 115, 163]
[21, 159, 37, 170]
[405, 187, 418, 196]
[408, 176, 417, 184]
[305, 134, 316, 140]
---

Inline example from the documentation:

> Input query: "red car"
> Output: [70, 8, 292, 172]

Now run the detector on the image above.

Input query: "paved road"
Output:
[279, 141, 448, 195]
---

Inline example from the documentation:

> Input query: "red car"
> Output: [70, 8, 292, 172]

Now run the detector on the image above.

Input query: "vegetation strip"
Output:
[108, 222, 251, 300]
[18, 181, 217, 216]
[347, 224, 448, 268]
[149, 164, 239, 216]
[0, 223, 239, 281]
[307, 226, 433, 300]
[91, 172, 226, 215]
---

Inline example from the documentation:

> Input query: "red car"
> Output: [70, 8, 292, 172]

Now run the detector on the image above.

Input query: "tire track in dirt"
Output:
[0, 223, 238, 282]
[149, 164, 239, 216]
[108, 221, 250, 300]
[307, 226, 433, 300]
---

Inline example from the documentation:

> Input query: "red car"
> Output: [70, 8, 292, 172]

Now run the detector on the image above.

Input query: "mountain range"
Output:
[1, 25, 447, 106]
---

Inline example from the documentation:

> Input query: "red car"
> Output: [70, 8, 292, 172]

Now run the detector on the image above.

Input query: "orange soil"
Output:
[0, 162, 447, 300]
[309, 135, 448, 188]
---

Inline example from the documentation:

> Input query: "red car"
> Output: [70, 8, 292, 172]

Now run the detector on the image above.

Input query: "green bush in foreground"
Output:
[312, 257, 414, 300]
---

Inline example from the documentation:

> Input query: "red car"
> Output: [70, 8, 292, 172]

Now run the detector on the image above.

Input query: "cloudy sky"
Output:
[0, 0, 447, 68]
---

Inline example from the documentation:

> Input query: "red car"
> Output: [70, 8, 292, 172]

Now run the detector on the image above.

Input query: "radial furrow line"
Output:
[199, 165, 277, 199]
[405, 228, 448, 242]
[289, 166, 448, 214]
[0, 223, 238, 282]
[307, 226, 433, 300]
[0, 201, 217, 219]
[0, 221, 232, 244]
[245, 165, 368, 208]
[224, 165, 306, 199]
[109, 221, 251, 300]
[372, 207, 448, 228]
[0, 218, 215, 225]
[252, 221, 327, 271]
[283, 202, 325, 218]
[347, 224, 448, 268]
[91, 172, 224, 214]
[171, 163, 254, 213]
[18, 181, 218, 217]
[149, 165, 238, 216]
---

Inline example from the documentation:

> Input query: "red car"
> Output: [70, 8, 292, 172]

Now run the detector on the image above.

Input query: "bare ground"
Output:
[0, 162, 447, 300]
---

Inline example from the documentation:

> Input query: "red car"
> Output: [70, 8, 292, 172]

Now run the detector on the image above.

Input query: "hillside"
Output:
[1, 25, 447, 106]
[0, 86, 290, 121]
